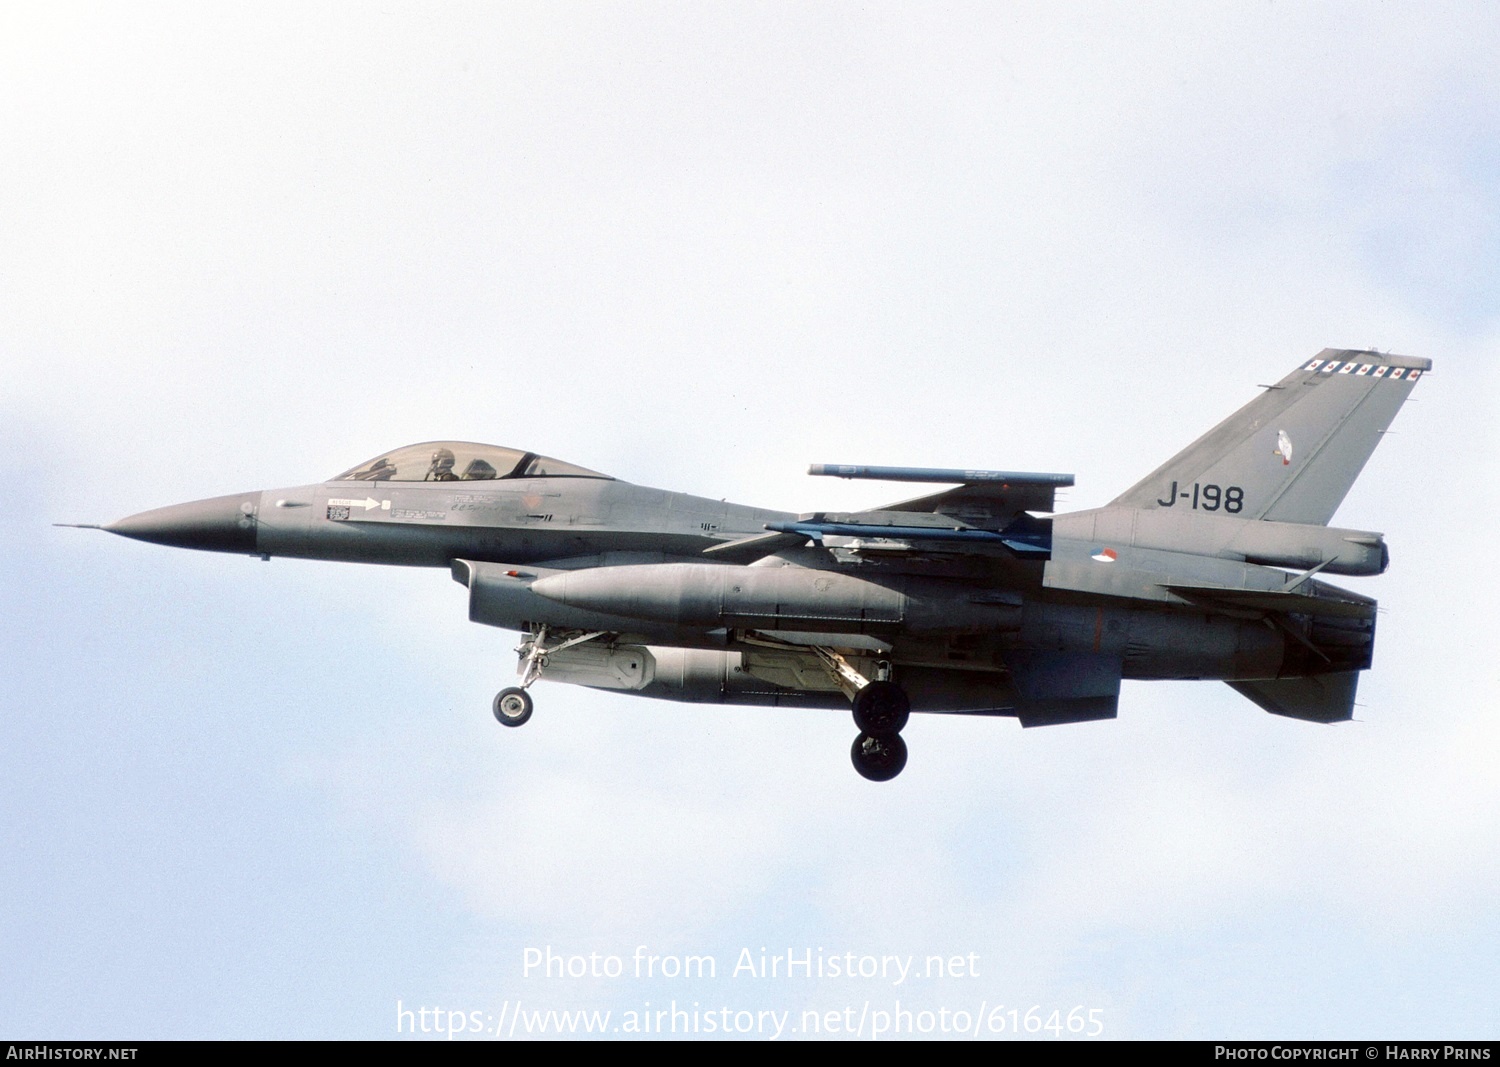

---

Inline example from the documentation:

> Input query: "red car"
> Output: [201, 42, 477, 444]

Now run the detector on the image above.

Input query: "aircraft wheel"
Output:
[492, 687, 534, 727]
[851, 680, 910, 736]
[851, 732, 908, 782]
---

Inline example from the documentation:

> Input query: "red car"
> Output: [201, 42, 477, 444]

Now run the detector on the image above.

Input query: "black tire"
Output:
[492, 687, 534, 727]
[851, 732, 908, 782]
[851, 680, 910, 736]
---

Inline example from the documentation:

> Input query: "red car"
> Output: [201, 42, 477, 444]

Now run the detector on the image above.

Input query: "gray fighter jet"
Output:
[85, 349, 1428, 781]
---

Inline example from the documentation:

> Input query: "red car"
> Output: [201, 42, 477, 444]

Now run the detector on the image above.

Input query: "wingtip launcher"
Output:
[808, 464, 1074, 487]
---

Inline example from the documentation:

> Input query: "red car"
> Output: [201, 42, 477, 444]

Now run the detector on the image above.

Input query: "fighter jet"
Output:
[82, 349, 1428, 781]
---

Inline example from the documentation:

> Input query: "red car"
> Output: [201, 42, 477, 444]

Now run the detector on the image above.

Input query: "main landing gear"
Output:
[807, 646, 912, 782]
[490, 625, 604, 729]
[849, 680, 911, 782]
[851, 731, 908, 783]
[852, 680, 910, 735]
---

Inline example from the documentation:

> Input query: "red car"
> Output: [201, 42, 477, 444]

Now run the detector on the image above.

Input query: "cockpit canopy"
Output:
[334, 442, 610, 483]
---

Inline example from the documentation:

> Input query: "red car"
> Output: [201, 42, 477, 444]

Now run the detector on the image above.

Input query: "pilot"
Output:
[352, 457, 396, 481]
[426, 448, 460, 481]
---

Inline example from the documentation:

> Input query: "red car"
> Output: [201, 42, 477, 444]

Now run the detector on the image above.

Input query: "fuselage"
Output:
[256, 476, 790, 568]
[106, 467, 1373, 700]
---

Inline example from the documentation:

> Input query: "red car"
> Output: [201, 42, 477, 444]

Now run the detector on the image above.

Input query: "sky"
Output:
[3, 1, 1498, 1041]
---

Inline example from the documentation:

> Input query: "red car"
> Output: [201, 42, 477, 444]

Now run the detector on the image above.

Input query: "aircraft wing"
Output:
[701, 530, 812, 564]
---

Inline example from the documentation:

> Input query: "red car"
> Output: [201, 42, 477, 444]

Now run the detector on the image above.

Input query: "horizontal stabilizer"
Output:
[1227, 671, 1359, 723]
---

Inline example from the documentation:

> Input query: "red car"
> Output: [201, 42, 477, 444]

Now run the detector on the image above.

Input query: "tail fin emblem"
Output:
[1274, 430, 1294, 467]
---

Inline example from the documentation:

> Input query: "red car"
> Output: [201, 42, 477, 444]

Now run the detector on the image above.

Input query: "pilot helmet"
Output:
[428, 448, 456, 476]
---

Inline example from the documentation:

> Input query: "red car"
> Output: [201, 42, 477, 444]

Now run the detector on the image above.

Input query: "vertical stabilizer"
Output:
[1111, 350, 1430, 526]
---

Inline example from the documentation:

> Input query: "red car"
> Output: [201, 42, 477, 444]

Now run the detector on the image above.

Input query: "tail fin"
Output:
[1111, 349, 1430, 526]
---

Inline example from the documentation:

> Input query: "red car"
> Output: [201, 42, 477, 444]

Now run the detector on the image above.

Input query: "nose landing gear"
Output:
[492, 687, 533, 727]
[490, 625, 606, 729]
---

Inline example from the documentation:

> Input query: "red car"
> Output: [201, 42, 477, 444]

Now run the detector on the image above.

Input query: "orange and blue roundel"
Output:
[1091, 547, 1118, 563]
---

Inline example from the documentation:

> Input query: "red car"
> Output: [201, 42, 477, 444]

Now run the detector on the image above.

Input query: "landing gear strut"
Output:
[490, 625, 605, 729]
[804, 645, 913, 781]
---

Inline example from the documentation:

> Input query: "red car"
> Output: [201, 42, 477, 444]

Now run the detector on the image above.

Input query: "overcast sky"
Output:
[3, 2, 1497, 1040]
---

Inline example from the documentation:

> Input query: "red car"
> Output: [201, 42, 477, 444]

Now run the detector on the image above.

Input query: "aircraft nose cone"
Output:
[106, 492, 261, 553]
